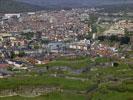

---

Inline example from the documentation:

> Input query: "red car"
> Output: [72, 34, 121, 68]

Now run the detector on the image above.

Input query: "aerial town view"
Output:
[0, 0, 133, 100]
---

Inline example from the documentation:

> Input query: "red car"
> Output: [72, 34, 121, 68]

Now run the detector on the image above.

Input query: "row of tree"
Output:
[98, 35, 130, 45]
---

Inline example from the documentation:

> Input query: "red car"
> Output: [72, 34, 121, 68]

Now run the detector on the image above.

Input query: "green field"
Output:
[0, 92, 87, 100]
[37, 57, 92, 69]
[92, 91, 133, 100]
[37, 56, 111, 69]
[0, 75, 94, 91]
[0, 57, 133, 100]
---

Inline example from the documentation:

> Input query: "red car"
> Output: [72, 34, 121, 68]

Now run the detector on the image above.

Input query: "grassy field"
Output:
[92, 91, 133, 100]
[0, 92, 88, 100]
[0, 56, 133, 100]
[0, 75, 94, 91]
[37, 56, 111, 69]
[37, 57, 92, 69]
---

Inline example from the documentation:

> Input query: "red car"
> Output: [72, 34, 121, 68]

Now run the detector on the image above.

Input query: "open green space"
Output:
[37, 57, 92, 69]
[0, 56, 132, 100]
[37, 56, 112, 69]
[0, 92, 88, 100]
[0, 75, 94, 91]
[92, 91, 133, 100]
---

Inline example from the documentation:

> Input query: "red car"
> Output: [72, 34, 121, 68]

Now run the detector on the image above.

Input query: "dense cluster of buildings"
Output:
[104, 20, 133, 35]
[0, 9, 92, 41]
[0, 8, 132, 78]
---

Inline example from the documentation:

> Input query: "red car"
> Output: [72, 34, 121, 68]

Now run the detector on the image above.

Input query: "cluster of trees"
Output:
[98, 35, 130, 44]
[21, 32, 35, 40]
[10, 51, 26, 59]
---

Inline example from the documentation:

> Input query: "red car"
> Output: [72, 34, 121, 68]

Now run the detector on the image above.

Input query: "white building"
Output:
[69, 39, 90, 50]
[4, 13, 21, 19]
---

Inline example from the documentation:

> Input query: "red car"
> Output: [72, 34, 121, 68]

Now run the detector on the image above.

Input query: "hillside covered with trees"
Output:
[0, 0, 43, 13]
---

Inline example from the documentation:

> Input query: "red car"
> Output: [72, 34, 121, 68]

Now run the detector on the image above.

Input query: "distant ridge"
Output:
[15, 0, 133, 12]
[0, 0, 133, 13]
[0, 0, 43, 13]
[98, 3, 133, 13]
[16, 0, 133, 8]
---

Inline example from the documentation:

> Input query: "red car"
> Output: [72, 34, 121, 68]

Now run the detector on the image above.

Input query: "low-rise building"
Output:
[48, 42, 65, 53]
[69, 39, 90, 50]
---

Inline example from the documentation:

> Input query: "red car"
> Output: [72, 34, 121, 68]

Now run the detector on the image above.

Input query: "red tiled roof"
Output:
[0, 64, 9, 68]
